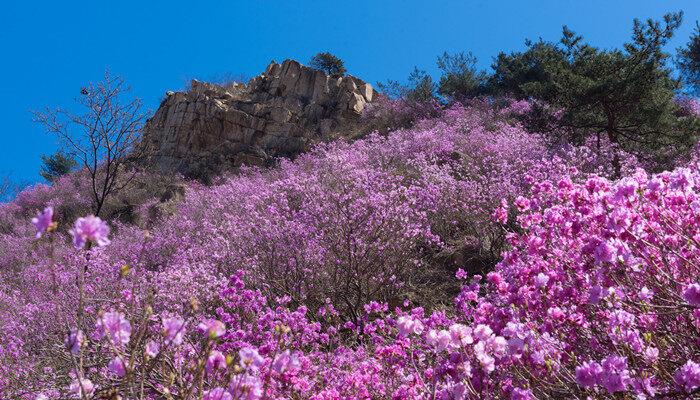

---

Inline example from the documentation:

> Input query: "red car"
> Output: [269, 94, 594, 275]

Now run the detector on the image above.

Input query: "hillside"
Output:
[3, 88, 700, 397]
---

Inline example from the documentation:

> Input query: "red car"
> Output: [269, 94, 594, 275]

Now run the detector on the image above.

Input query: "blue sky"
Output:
[1, 0, 700, 184]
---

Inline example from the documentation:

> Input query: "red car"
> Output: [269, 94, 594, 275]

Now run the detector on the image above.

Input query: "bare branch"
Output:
[33, 71, 148, 216]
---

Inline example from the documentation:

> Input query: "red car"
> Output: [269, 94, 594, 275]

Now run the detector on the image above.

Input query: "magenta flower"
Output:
[31, 206, 54, 238]
[683, 283, 700, 307]
[108, 356, 127, 377]
[70, 215, 110, 249]
[206, 350, 227, 374]
[599, 356, 630, 393]
[272, 350, 301, 374]
[674, 360, 700, 392]
[547, 306, 565, 321]
[637, 286, 654, 301]
[145, 341, 160, 358]
[514, 196, 531, 212]
[162, 316, 185, 345]
[427, 329, 453, 352]
[510, 387, 534, 400]
[197, 319, 226, 339]
[493, 204, 508, 224]
[396, 316, 424, 336]
[64, 328, 84, 355]
[575, 361, 602, 388]
[230, 374, 262, 399]
[94, 311, 131, 347]
[68, 378, 95, 398]
[448, 323, 474, 346]
[204, 388, 233, 400]
[534, 272, 549, 288]
[239, 347, 264, 370]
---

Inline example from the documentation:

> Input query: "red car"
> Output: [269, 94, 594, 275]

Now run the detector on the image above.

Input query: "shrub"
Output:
[16, 165, 700, 398]
[6, 101, 693, 399]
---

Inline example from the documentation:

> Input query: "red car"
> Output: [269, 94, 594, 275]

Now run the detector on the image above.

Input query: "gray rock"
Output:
[141, 59, 376, 178]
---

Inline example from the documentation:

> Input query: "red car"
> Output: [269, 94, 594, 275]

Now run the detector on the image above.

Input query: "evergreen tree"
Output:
[309, 52, 347, 77]
[376, 67, 437, 102]
[491, 12, 699, 172]
[436, 51, 487, 101]
[39, 151, 77, 182]
[677, 22, 700, 95]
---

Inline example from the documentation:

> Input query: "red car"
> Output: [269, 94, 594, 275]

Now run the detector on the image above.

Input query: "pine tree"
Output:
[309, 52, 347, 77]
[491, 12, 699, 172]
[677, 22, 700, 95]
[40, 151, 77, 182]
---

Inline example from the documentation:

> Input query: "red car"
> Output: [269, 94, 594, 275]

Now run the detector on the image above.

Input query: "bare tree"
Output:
[33, 71, 147, 216]
[0, 174, 24, 202]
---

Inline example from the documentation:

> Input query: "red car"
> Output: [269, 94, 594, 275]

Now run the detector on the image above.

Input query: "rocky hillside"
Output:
[141, 59, 375, 178]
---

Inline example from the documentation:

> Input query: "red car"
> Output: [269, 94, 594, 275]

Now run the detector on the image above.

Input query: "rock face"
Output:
[141, 59, 374, 178]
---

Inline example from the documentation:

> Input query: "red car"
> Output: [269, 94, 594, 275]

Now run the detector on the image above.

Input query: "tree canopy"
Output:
[39, 151, 77, 182]
[309, 52, 347, 77]
[488, 12, 698, 171]
[678, 22, 700, 95]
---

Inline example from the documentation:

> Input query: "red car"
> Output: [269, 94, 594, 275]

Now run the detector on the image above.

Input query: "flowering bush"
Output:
[4, 102, 699, 399]
[362, 95, 442, 132]
[675, 95, 700, 118]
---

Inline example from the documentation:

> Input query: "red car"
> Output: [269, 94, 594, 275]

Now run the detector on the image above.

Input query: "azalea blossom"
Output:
[162, 316, 185, 345]
[108, 356, 127, 377]
[239, 347, 264, 370]
[94, 311, 131, 347]
[68, 378, 94, 398]
[683, 283, 700, 307]
[64, 329, 84, 355]
[197, 319, 226, 339]
[31, 206, 55, 238]
[70, 215, 110, 249]
[206, 350, 227, 374]
[272, 350, 301, 374]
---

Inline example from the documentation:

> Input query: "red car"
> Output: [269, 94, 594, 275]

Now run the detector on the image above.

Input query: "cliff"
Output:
[141, 59, 375, 178]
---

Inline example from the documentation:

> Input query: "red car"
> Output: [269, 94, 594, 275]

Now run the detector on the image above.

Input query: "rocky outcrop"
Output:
[141, 59, 375, 178]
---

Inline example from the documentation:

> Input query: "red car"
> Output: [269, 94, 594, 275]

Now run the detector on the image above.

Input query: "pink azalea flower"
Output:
[674, 360, 700, 392]
[534, 272, 549, 288]
[239, 347, 264, 370]
[575, 361, 602, 388]
[396, 316, 424, 336]
[162, 316, 185, 345]
[683, 283, 700, 307]
[272, 350, 300, 374]
[31, 206, 54, 238]
[145, 341, 160, 358]
[637, 286, 654, 301]
[510, 387, 535, 400]
[94, 311, 131, 347]
[64, 329, 84, 355]
[204, 388, 233, 400]
[230, 374, 262, 400]
[206, 350, 227, 374]
[69, 378, 94, 398]
[448, 323, 473, 346]
[70, 215, 110, 249]
[197, 319, 226, 339]
[108, 356, 127, 377]
[599, 356, 630, 394]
